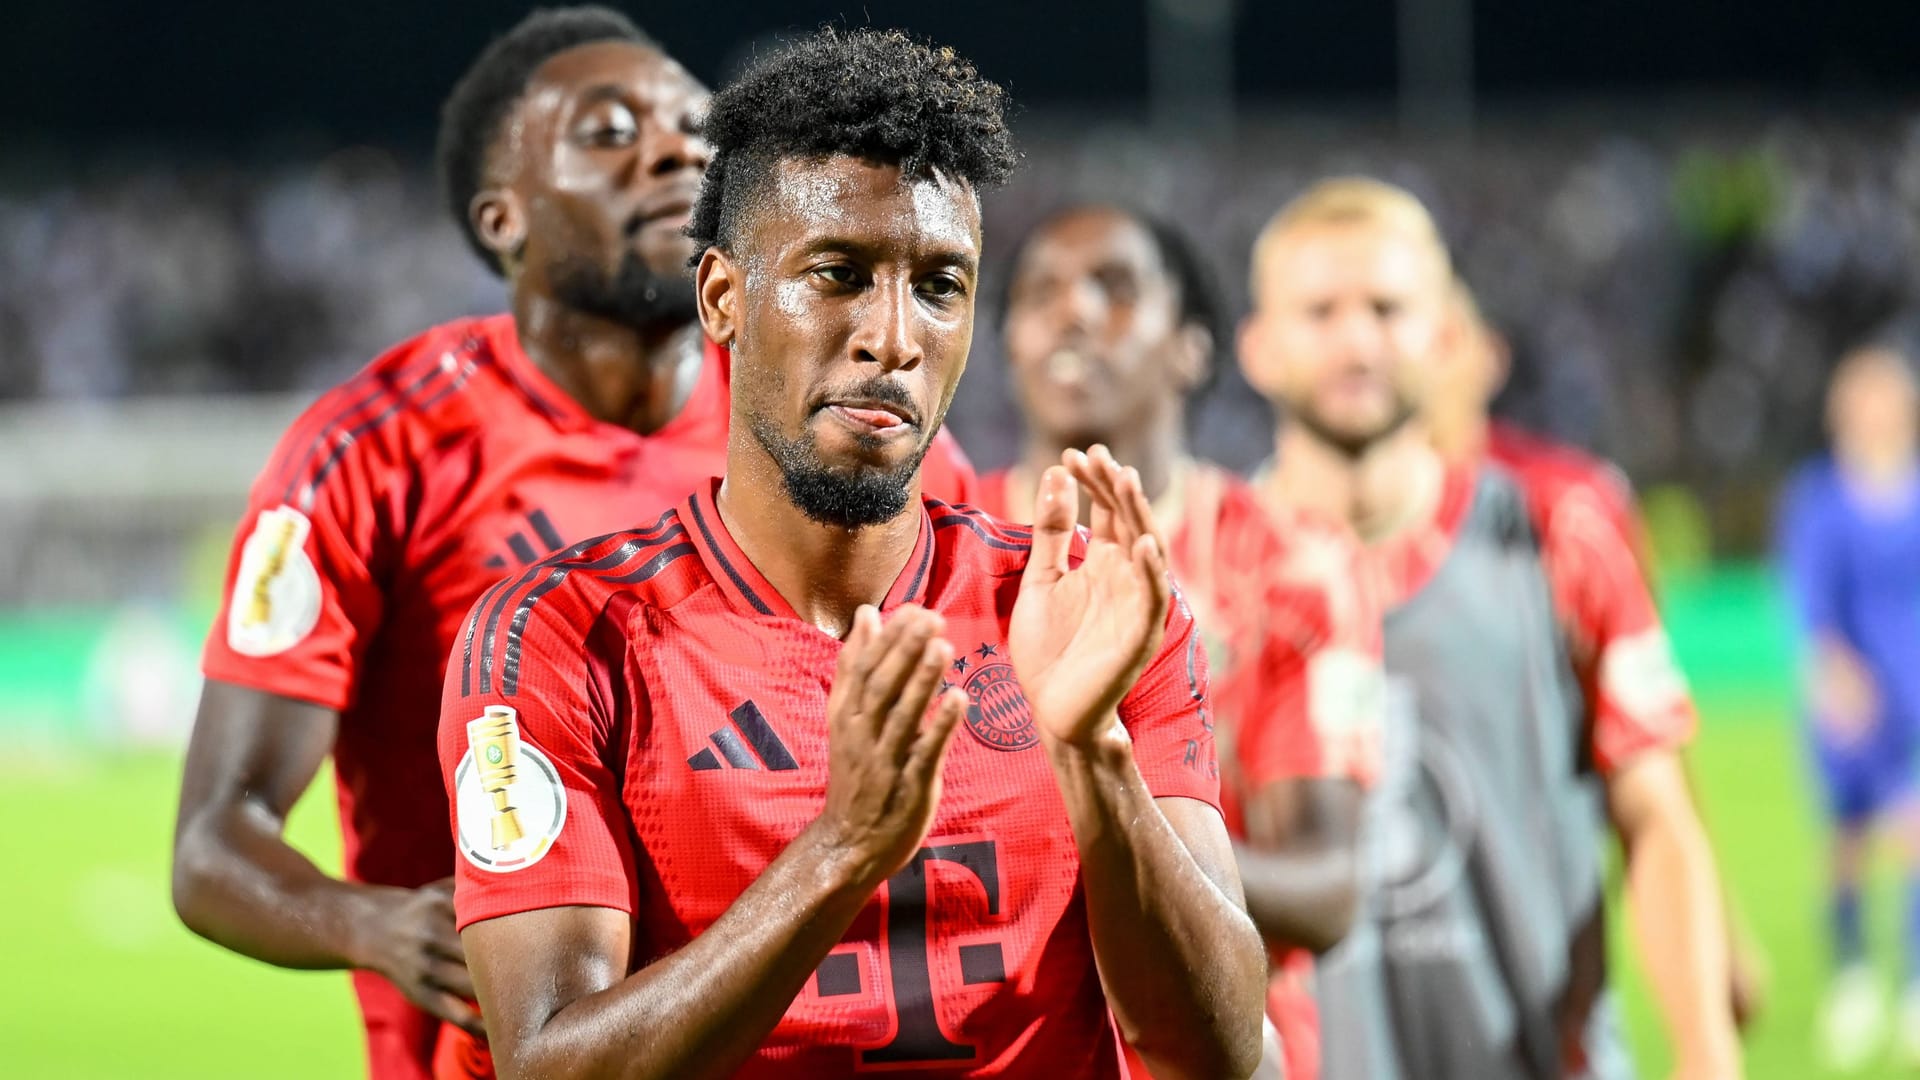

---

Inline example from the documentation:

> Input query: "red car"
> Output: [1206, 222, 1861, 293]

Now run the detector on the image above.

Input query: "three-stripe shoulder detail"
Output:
[461, 510, 692, 697]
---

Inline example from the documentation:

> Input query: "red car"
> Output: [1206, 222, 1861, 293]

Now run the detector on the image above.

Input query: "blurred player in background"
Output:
[1778, 341, 1920, 1070]
[441, 30, 1263, 1079]
[1430, 279, 1768, 1037]
[170, 8, 977, 1078]
[1239, 177, 1739, 1079]
[988, 202, 1380, 1080]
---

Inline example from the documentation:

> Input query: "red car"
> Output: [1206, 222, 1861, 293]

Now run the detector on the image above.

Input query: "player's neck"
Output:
[1837, 437, 1918, 489]
[1268, 422, 1442, 545]
[513, 293, 704, 435]
[714, 457, 926, 640]
[1429, 409, 1490, 463]
[1020, 414, 1184, 524]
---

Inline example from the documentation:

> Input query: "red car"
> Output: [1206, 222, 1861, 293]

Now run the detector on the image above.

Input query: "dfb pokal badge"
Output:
[456, 705, 567, 873]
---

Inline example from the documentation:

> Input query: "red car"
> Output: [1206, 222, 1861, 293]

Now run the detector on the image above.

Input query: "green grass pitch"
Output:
[3, 696, 1910, 1078]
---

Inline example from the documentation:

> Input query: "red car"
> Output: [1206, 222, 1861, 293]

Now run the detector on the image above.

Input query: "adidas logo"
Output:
[689, 700, 799, 771]
[484, 508, 568, 570]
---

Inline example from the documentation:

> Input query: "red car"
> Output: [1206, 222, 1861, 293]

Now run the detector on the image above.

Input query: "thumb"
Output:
[1022, 465, 1077, 590]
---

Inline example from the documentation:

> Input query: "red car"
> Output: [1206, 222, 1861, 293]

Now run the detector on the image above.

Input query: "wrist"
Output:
[1673, 1022, 1742, 1079]
[1039, 712, 1132, 759]
[795, 818, 897, 899]
[339, 883, 405, 973]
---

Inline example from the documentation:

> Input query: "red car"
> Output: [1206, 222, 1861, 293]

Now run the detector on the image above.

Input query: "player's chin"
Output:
[1026, 395, 1102, 443]
[633, 229, 696, 276]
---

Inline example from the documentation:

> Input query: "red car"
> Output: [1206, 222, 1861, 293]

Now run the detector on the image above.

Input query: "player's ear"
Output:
[472, 189, 527, 271]
[1486, 328, 1514, 400]
[695, 246, 740, 346]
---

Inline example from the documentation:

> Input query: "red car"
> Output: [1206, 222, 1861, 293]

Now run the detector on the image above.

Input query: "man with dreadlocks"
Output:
[172, 9, 976, 1079]
[441, 29, 1264, 1080]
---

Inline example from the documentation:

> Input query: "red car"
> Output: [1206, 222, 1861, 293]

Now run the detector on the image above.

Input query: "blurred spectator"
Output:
[7, 110, 1920, 554]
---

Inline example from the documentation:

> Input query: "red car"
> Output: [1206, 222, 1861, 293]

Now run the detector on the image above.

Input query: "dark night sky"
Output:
[7, 0, 1920, 150]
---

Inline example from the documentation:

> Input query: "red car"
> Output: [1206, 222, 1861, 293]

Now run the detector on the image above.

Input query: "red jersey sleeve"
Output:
[1533, 469, 1696, 773]
[439, 566, 640, 931]
[1232, 522, 1386, 792]
[199, 391, 402, 711]
[1233, 584, 1385, 792]
[922, 428, 979, 506]
[1119, 584, 1223, 809]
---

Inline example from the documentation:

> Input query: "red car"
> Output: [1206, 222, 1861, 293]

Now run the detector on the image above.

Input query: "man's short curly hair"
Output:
[686, 28, 1018, 263]
[437, 6, 656, 276]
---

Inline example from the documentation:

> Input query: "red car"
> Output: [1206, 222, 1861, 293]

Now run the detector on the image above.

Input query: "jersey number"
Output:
[861, 839, 1002, 1066]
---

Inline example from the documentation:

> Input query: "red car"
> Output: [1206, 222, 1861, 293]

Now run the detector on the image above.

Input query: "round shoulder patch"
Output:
[456, 706, 567, 873]
[226, 505, 323, 657]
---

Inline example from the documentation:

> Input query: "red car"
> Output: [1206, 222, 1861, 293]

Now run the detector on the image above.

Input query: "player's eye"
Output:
[812, 264, 862, 289]
[1099, 276, 1139, 307]
[584, 104, 639, 147]
[916, 273, 966, 301]
[1373, 299, 1402, 320]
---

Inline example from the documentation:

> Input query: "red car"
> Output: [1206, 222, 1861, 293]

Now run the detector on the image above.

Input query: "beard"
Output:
[549, 249, 698, 332]
[1285, 394, 1417, 458]
[748, 381, 938, 529]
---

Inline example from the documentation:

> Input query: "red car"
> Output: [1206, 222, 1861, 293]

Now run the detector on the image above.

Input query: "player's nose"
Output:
[850, 275, 925, 373]
[1054, 277, 1103, 337]
[641, 114, 709, 179]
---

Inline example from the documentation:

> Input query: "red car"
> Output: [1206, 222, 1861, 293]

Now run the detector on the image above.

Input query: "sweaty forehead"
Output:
[748, 156, 980, 264]
[1016, 208, 1161, 282]
[524, 40, 699, 114]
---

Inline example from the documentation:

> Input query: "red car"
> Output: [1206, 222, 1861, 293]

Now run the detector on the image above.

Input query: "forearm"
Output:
[503, 825, 880, 1080]
[1624, 810, 1741, 1076]
[172, 800, 388, 970]
[1233, 841, 1357, 954]
[1046, 728, 1263, 1080]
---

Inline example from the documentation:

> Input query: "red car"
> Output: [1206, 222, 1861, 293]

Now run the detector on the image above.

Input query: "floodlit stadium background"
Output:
[7, 1, 1920, 1076]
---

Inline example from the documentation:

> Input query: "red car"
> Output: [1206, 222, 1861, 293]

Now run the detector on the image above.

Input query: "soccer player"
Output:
[170, 10, 977, 1078]
[1778, 342, 1920, 1069]
[1238, 177, 1740, 1079]
[987, 203, 1382, 1080]
[440, 30, 1264, 1079]
[1429, 280, 1768, 1035]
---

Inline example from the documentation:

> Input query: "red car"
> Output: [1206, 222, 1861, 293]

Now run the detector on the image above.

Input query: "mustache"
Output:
[812, 378, 922, 423]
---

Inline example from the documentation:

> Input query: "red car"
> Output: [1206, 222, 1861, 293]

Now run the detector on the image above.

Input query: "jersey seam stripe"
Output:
[499, 535, 694, 696]
[931, 514, 1033, 552]
[470, 510, 680, 694]
[486, 535, 676, 695]
[460, 576, 518, 698]
[286, 361, 464, 505]
[901, 514, 933, 603]
[480, 515, 685, 693]
[266, 348, 451, 498]
[687, 496, 775, 615]
[491, 341, 568, 422]
[936, 502, 1035, 538]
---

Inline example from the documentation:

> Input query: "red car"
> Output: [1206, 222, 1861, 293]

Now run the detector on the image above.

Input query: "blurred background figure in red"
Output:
[11, 2, 1920, 1077]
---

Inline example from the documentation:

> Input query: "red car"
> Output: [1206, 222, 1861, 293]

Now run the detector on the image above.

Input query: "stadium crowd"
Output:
[7, 112, 1920, 553]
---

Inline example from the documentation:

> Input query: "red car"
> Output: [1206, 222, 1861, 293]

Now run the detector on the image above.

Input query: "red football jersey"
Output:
[200, 313, 977, 1080]
[983, 463, 1383, 1080]
[439, 482, 1219, 1077]
[1486, 422, 1694, 772]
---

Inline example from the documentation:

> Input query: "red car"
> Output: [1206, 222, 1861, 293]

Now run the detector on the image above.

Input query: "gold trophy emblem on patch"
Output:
[467, 705, 526, 850]
[242, 513, 301, 628]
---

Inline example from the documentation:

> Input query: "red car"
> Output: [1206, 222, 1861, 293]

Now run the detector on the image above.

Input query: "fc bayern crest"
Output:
[962, 649, 1037, 751]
